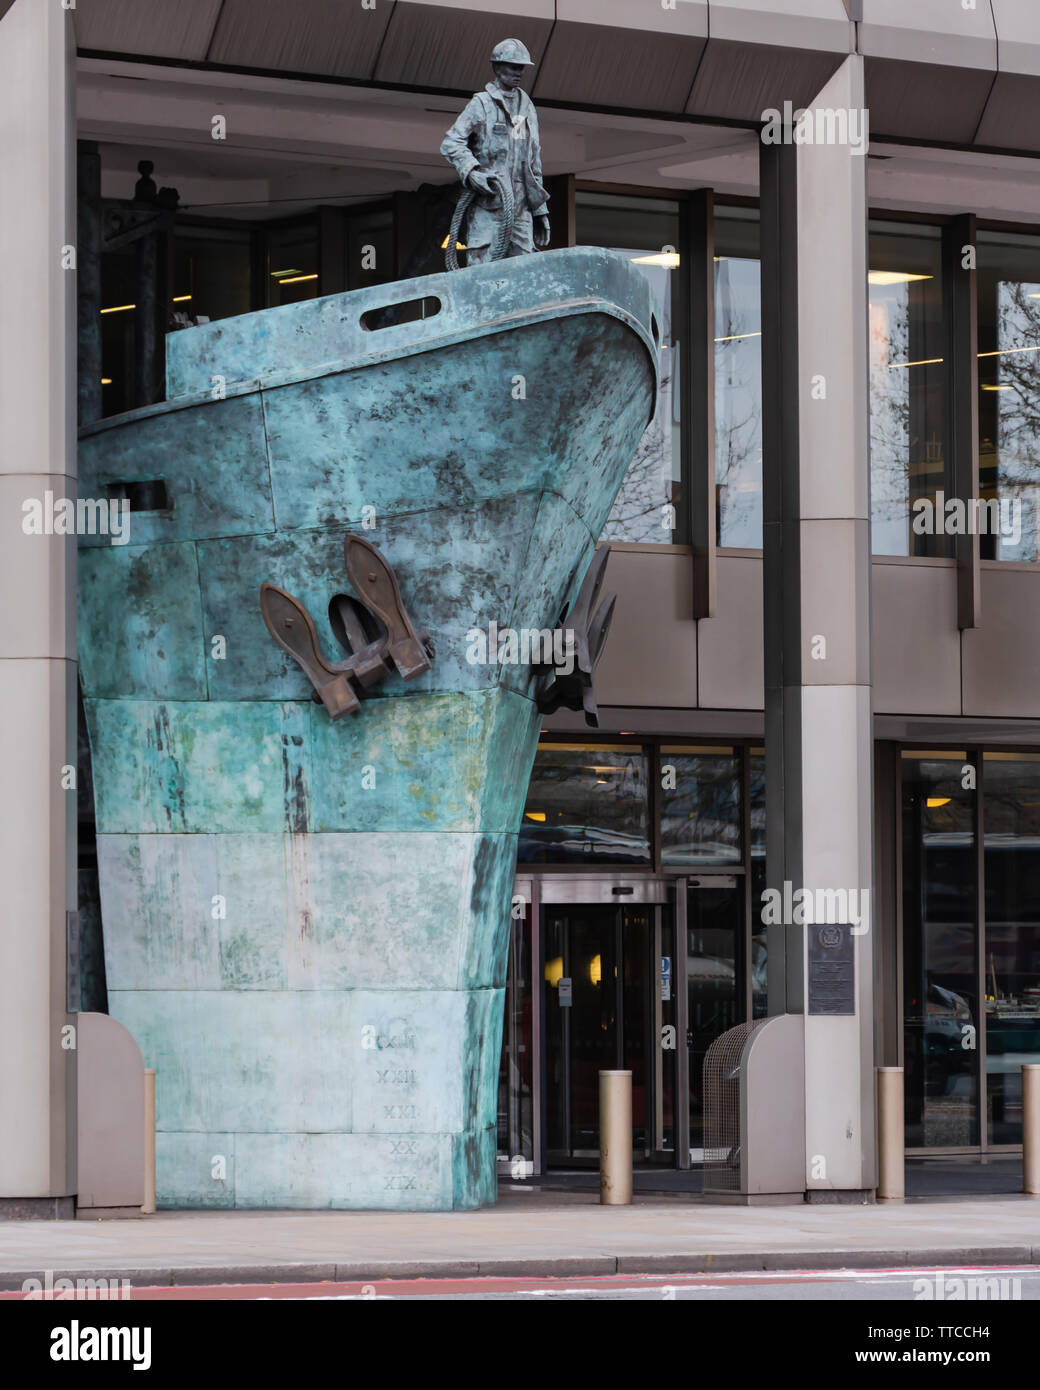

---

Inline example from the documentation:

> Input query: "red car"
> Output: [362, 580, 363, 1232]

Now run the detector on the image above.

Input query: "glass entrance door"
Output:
[543, 888, 675, 1166]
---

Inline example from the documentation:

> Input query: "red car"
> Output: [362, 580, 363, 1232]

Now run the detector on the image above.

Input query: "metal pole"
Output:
[600, 1070, 632, 1205]
[876, 1066, 904, 1202]
[1023, 1064, 1040, 1197]
[143, 1069, 156, 1215]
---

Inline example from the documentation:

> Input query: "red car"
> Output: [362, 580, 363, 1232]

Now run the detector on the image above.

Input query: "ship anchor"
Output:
[260, 534, 434, 721]
[535, 544, 616, 729]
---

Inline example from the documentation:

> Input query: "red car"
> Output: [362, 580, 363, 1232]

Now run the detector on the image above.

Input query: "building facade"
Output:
[3, 0, 1040, 1209]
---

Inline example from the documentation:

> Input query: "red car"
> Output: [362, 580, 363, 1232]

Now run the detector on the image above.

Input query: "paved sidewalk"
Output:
[2, 1187, 1040, 1288]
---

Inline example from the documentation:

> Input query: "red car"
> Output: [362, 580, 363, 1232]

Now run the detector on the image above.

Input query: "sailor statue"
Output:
[440, 38, 550, 266]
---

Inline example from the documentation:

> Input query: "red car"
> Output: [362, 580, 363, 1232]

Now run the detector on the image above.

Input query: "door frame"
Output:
[535, 875, 677, 1171]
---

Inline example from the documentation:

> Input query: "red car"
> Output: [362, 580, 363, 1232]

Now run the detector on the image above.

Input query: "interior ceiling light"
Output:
[982, 384, 1011, 391]
[172, 294, 192, 303]
[868, 271, 932, 285]
[100, 304, 135, 314]
[632, 252, 680, 268]
[278, 273, 318, 285]
[926, 797, 951, 808]
[441, 236, 467, 250]
[271, 268, 300, 278]
[524, 811, 546, 822]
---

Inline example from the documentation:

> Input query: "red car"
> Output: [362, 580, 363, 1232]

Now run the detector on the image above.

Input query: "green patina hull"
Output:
[77, 247, 658, 1209]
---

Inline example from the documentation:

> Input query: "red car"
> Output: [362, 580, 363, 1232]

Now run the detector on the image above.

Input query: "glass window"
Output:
[901, 752, 979, 1148]
[715, 208, 762, 549]
[687, 882, 741, 1156]
[172, 224, 253, 326]
[518, 742, 650, 865]
[749, 748, 767, 1017]
[346, 207, 395, 291]
[99, 247, 139, 418]
[977, 232, 1040, 561]
[659, 746, 740, 866]
[267, 219, 320, 308]
[869, 222, 947, 557]
[982, 754, 1040, 1145]
[498, 900, 533, 1168]
[576, 192, 681, 544]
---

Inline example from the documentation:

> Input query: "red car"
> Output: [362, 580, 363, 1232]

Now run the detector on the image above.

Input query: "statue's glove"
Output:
[467, 170, 495, 200]
[534, 215, 551, 249]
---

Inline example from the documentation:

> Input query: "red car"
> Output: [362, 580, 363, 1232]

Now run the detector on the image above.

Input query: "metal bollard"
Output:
[1024, 1064, 1040, 1196]
[599, 1070, 632, 1206]
[876, 1066, 904, 1202]
[143, 1069, 156, 1215]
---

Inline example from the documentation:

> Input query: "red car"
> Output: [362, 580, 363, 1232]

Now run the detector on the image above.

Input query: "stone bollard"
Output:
[600, 1070, 632, 1206]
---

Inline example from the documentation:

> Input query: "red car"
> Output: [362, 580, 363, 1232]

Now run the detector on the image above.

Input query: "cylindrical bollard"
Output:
[1023, 1064, 1040, 1196]
[876, 1066, 904, 1203]
[600, 1069, 632, 1206]
[143, 1069, 156, 1215]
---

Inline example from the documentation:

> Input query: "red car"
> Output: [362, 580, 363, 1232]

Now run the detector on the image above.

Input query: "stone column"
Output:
[0, 0, 77, 1215]
[760, 56, 876, 1198]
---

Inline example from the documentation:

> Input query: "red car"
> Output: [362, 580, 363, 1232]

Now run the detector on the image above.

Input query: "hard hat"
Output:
[491, 38, 533, 66]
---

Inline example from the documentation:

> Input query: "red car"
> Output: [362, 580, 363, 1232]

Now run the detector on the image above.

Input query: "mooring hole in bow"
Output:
[329, 593, 385, 654]
[360, 296, 441, 332]
[106, 478, 171, 512]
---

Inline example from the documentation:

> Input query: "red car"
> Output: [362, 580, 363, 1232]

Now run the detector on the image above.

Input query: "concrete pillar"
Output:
[760, 56, 876, 1198]
[0, 0, 77, 1214]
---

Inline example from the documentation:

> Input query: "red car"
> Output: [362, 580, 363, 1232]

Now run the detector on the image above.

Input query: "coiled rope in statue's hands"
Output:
[445, 174, 515, 272]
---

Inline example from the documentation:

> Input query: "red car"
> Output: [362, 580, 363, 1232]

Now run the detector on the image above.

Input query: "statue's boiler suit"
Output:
[440, 83, 550, 264]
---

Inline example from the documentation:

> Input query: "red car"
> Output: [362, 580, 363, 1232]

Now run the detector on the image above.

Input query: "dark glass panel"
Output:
[750, 749, 767, 1017]
[267, 220, 320, 307]
[497, 900, 533, 1170]
[518, 744, 651, 865]
[687, 884, 741, 1156]
[172, 224, 253, 325]
[983, 754, 1040, 1144]
[869, 222, 947, 557]
[902, 753, 979, 1148]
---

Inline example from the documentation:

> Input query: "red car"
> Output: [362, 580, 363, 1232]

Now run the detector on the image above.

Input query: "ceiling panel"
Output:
[865, 57, 994, 144]
[975, 74, 1040, 153]
[688, 40, 841, 120]
[374, 1, 552, 91]
[73, 0, 223, 59]
[207, 0, 393, 79]
[534, 23, 706, 113]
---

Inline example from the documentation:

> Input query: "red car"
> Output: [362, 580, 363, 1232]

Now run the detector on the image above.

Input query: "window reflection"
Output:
[518, 743, 651, 865]
[715, 209, 762, 549]
[902, 753, 978, 1148]
[983, 754, 1040, 1144]
[978, 232, 1040, 561]
[576, 193, 681, 544]
[869, 223, 947, 557]
[267, 220, 320, 308]
[660, 746, 740, 866]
